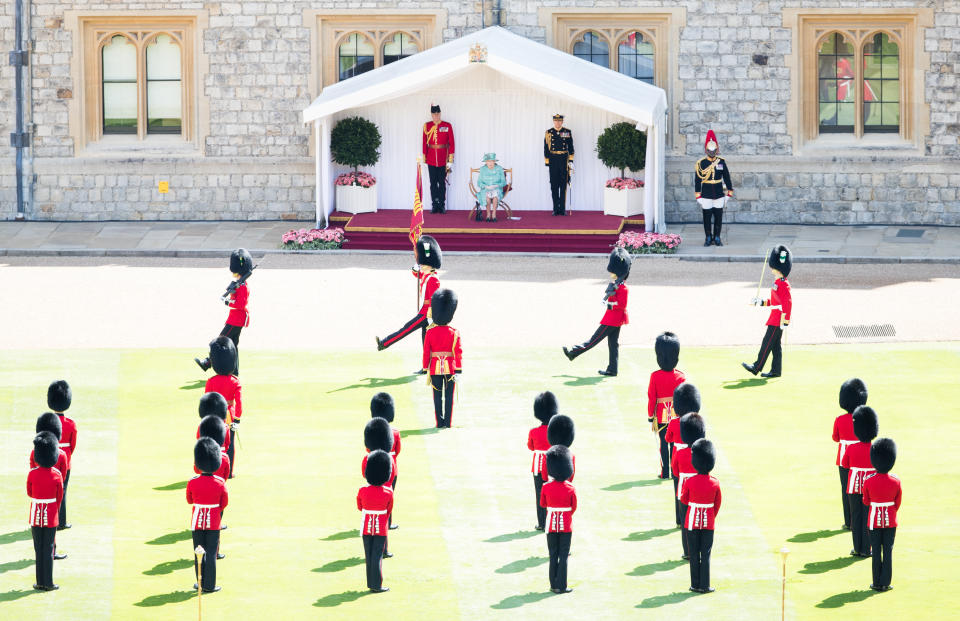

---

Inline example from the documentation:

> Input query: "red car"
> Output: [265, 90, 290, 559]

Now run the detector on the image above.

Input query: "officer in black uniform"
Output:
[544, 114, 574, 215]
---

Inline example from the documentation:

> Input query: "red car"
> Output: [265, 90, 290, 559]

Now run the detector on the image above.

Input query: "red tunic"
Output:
[29, 449, 68, 479]
[422, 325, 462, 375]
[27, 467, 64, 528]
[831, 412, 856, 466]
[357, 484, 395, 536]
[186, 473, 228, 530]
[862, 473, 902, 529]
[197, 424, 231, 453]
[764, 278, 792, 327]
[194, 450, 231, 480]
[600, 283, 629, 327]
[664, 418, 686, 450]
[57, 414, 77, 463]
[226, 282, 250, 327]
[205, 375, 243, 422]
[647, 369, 686, 425]
[840, 442, 875, 494]
[680, 474, 722, 530]
[540, 480, 577, 533]
[527, 425, 550, 475]
[422, 120, 455, 167]
[362, 453, 397, 488]
[416, 270, 440, 316]
[542, 453, 576, 483]
[671, 447, 697, 500]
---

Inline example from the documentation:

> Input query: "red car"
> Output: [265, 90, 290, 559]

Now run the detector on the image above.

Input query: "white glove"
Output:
[750, 297, 762, 306]
[446, 163, 452, 173]
[568, 163, 575, 173]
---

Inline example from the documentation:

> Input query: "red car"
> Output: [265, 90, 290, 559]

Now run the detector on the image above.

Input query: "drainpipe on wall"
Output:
[480, 0, 485, 29]
[495, 0, 502, 27]
[9, 0, 29, 220]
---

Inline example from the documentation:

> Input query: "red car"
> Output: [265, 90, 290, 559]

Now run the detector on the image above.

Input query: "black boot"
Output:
[704, 236, 712, 247]
[741, 362, 758, 376]
[712, 208, 724, 246]
[195, 357, 211, 372]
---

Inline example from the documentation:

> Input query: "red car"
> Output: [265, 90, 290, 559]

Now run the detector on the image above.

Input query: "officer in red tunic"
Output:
[205, 337, 242, 478]
[47, 380, 75, 531]
[563, 247, 631, 376]
[358, 449, 394, 593]
[527, 391, 557, 530]
[422, 288, 462, 428]
[542, 414, 576, 484]
[28, 431, 64, 591]
[833, 378, 868, 530]
[666, 383, 701, 527]
[377, 235, 442, 362]
[742, 245, 792, 378]
[841, 405, 878, 557]
[863, 437, 900, 592]
[187, 438, 228, 593]
[648, 332, 685, 479]
[681, 438, 722, 593]
[196, 248, 253, 375]
[671, 412, 706, 559]
[541, 445, 577, 593]
[423, 105, 455, 214]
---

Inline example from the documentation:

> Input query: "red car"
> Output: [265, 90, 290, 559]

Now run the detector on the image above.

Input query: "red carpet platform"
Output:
[332, 210, 643, 252]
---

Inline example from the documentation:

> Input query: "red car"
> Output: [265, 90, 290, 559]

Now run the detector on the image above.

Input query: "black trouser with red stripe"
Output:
[546, 531, 572, 590]
[688, 529, 714, 590]
[428, 165, 447, 213]
[849, 493, 870, 555]
[226, 434, 236, 478]
[838, 467, 851, 528]
[58, 470, 70, 527]
[673, 478, 683, 526]
[870, 527, 895, 587]
[380, 314, 428, 349]
[363, 534, 387, 589]
[679, 503, 689, 557]
[192, 529, 220, 591]
[431, 374, 455, 428]
[657, 427, 670, 478]
[751, 325, 782, 375]
[567, 325, 620, 374]
[32, 526, 56, 587]
[533, 475, 546, 529]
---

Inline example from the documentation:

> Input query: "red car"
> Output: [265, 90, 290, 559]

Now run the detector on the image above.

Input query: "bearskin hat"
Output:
[415, 235, 442, 270]
[606, 247, 632, 281]
[870, 437, 897, 474]
[229, 248, 254, 277]
[36, 411, 63, 440]
[430, 104, 441, 114]
[655, 332, 680, 371]
[691, 438, 716, 475]
[209, 336, 238, 376]
[370, 392, 395, 423]
[680, 413, 706, 446]
[430, 288, 458, 326]
[47, 380, 72, 412]
[34, 431, 60, 468]
[533, 391, 558, 425]
[194, 437, 222, 475]
[364, 417, 394, 453]
[199, 392, 229, 421]
[767, 245, 792, 278]
[547, 414, 575, 448]
[839, 378, 868, 413]
[673, 383, 701, 417]
[365, 449, 393, 486]
[545, 445, 574, 482]
[852, 406, 879, 443]
[198, 415, 227, 447]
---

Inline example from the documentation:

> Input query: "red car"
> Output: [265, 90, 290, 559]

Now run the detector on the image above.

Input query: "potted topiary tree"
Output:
[331, 115, 382, 214]
[596, 122, 647, 217]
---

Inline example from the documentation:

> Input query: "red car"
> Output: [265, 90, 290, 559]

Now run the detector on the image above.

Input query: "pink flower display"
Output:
[605, 177, 645, 190]
[280, 227, 346, 250]
[615, 231, 682, 255]
[335, 172, 377, 187]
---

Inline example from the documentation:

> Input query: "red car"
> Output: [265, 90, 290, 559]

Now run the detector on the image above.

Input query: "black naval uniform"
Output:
[694, 156, 733, 244]
[544, 127, 574, 215]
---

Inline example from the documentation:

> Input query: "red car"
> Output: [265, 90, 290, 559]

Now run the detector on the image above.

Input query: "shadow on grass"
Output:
[143, 559, 193, 575]
[721, 378, 768, 390]
[484, 530, 541, 543]
[0, 559, 33, 574]
[327, 376, 418, 394]
[146, 530, 192, 546]
[491, 591, 554, 609]
[134, 590, 195, 607]
[321, 529, 359, 542]
[603, 479, 662, 492]
[496, 557, 548, 574]
[788, 529, 845, 543]
[623, 528, 676, 542]
[313, 557, 364, 573]
[179, 380, 206, 391]
[626, 559, 687, 577]
[636, 591, 698, 608]
[0, 529, 31, 545]
[153, 481, 188, 491]
[552, 374, 604, 387]
[816, 589, 879, 608]
[400, 427, 441, 438]
[0, 589, 41, 602]
[799, 556, 865, 574]
[314, 590, 372, 607]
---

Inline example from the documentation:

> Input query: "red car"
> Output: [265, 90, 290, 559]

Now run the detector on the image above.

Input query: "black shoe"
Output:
[598, 369, 617, 377]
[562, 347, 574, 361]
[220, 524, 227, 530]
[194, 583, 199, 590]
[33, 584, 43, 591]
[375, 337, 385, 352]
[57, 523, 71, 531]
[202, 586, 221, 593]
[761, 371, 780, 378]
[842, 524, 851, 530]
[700, 587, 715, 593]
[551, 587, 572, 593]
[713, 237, 723, 247]
[195, 357, 211, 372]
[43, 584, 59, 591]
[741, 362, 758, 376]
[657, 474, 670, 480]
[704, 236, 712, 246]
[54, 553, 67, 560]
[883, 585, 893, 591]
[682, 554, 689, 560]
[535, 525, 545, 531]
[850, 549, 859, 556]
[388, 524, 399, 530]
[384, 551, 394, 558]
[491, 217, 497, 222]
[217, 552, 225, 560]
[370, 586, 390, 593]
[414, 369, 427, 376]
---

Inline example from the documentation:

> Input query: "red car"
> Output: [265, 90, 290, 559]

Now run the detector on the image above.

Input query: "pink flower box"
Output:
[280, 227, 346, 250]
[615, 231, 682, 255]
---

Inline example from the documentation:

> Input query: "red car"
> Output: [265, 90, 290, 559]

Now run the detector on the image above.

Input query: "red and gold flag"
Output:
[409, 164, 424, 245]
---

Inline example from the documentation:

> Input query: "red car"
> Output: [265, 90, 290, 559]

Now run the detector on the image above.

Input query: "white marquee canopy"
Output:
[303, 26, 667, 232]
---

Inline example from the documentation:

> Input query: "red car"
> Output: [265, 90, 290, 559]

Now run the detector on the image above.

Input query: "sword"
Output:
[566, 163, 573, 214]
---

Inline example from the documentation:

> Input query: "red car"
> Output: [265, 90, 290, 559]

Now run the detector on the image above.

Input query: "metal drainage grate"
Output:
[832, 324, 896, 338]
[896, 228, 925, 238]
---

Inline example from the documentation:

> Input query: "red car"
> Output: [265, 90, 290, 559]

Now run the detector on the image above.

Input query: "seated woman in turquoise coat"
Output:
[475, 152, 506, 222]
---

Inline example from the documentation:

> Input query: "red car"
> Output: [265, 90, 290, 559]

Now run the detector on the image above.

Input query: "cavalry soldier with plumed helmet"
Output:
[544, 114, 574, 215]
[695, 131, 733, 246]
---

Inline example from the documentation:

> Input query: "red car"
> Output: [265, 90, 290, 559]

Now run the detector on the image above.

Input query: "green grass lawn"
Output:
[1, 343, 957, 620]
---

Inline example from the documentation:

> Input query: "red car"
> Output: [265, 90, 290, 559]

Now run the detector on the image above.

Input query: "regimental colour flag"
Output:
[410, 165, 424, 245]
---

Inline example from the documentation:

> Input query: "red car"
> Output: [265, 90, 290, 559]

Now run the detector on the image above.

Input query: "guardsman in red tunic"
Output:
[833, 379, 868, 530]
[422, 288, 462, 428]
[648, 332, 685, 479]
[671, 413, 706, 559]
[196, 248, 254, 375]
[841, 406, 878, 557]
[377, 235, 442, 362]
[358, 449, 394, 593]
[187, 438, 228, 593]
[528, 392, 557, 530]
[363, 417, 397, 493]
[31, 413, 69, 560]
[198, 392, 232, 461]
[563, 247, 631, 377]
[205, 337, 242, 478]
[28, 431, 64, 591]
[423, 104, 455, 214]
[681, 438, 722, 593]
[47, 380, 75, 531]
[742, 245, 793, 378]
[666, 383, 701, 527]
[196, 415, 230, 559]
[542, 414, 576, 484]
[370, 393, 401, 526]
[541, 445, 577, 593]
[863, 438, 900, 592]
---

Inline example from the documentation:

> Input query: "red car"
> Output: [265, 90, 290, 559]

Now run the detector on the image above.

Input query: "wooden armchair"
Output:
[467, 167, 514, 221]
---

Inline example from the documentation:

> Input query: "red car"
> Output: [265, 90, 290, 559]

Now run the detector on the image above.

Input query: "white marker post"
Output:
[195, 545, 205, 620]
[780, 546, 789, 621]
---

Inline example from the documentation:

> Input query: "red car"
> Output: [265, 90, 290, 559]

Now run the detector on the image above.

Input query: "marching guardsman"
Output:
[666, 383, 701, 527]
[863, 438, 900, 592]
[527, 391, 557, 530]
[196, 249, 254, 376]
[833, 379, 868, 530]
[358, 449, 394, 593]
[544, 113, 574, 215]
[742, 245, 793, 378]
[377, 235, 442, 360]
[841, 406, 878, 557]
[423, 104, 455, 214]
[542, 414, 576, 484]
[47, 380, 75, 531]
[694, 130, 733, 247]
[205, 337, 242, 478]
[648, 332, 685, 479]
[563, 247, 631, 377]
[681, 438, 722, 594]
[422, 289, 462, 428]
[187, 438, 228, 593]
[541, 445, 577, 593]
[671, 413, 706, 559]
[28, 431, 64, 591]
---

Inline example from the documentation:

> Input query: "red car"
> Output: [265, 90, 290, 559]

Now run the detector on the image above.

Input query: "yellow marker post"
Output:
[780, 546, 789, 621]
[195, 545, 205, 620]
[158, 181, 169, 194]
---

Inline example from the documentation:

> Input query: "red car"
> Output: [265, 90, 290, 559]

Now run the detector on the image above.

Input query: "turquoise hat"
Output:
[482, 152, 498, 162]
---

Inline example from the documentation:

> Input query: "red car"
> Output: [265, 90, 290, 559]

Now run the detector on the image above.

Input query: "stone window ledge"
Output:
[798, 134, 924, 158]
[79, 134, 201, 159]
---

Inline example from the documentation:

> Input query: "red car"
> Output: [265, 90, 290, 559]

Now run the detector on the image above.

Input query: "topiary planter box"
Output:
[336, 184, 378, 214]
[603, 186, 644, 217]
